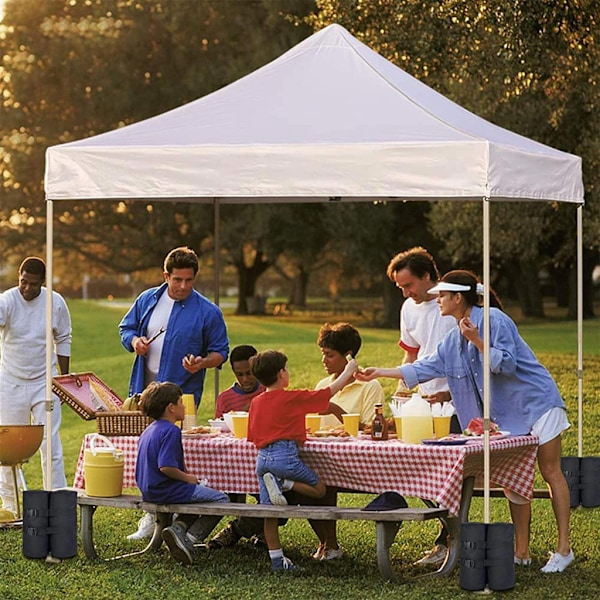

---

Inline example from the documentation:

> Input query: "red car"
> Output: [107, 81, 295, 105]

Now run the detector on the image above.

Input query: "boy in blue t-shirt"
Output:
[136, 381, 229, 565]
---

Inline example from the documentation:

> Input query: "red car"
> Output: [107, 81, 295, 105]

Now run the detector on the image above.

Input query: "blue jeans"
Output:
[256, 440, 318, 504]
[189, 485, 229, 504]
[181, 485, 229, 541]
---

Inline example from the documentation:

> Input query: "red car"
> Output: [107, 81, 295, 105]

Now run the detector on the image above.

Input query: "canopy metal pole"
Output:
[213, 198, 221, 405]
[45, 200, 54, 490]
[482, 197, 491, 523]
[577, 204, 583, 457]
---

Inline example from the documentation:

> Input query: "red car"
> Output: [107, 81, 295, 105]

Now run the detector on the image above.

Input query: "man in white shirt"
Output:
[386, 247, 456, 566]
[0, 257, 71, 516]
[386, 246, 456, 401]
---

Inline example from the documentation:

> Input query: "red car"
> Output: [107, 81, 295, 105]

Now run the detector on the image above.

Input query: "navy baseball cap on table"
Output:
[361, 491, 408, 511]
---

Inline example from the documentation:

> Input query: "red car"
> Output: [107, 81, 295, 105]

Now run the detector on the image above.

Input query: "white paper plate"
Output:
[307, 435, 353, 442]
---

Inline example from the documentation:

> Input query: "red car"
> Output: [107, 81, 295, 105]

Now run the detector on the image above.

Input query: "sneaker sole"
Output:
[263, 474, 288, 506]
[162, 529, 193, 566]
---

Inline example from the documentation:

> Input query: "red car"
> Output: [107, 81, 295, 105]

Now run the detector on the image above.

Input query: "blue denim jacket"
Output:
[400, 305, 565, 434]
[119, 283, 229, 405]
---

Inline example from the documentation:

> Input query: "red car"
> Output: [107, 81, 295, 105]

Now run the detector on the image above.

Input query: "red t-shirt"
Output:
[247, 387, 331, 449]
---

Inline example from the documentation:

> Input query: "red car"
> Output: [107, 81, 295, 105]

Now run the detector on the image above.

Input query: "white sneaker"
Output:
[321, 547, 344, 561]
[541, 549, 574, 573]
[127, 512, 155, 540]
[263, 473, 287, 506]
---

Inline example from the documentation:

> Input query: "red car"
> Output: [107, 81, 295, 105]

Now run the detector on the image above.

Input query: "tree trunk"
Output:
[234, 251, 271, 315]
[382, 281, 403, 329]
[511, 258, 545, 318]
[289, 268, 309, 307]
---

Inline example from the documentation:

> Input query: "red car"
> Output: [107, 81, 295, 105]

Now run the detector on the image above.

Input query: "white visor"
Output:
[428, 282, 471, 294]
[428, 282, 485, 295]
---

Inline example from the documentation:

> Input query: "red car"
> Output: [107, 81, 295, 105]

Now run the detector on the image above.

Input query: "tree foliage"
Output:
[302, 0, 600, 317]
[1, 0, 598, 319]
[0, 0, 314, 287]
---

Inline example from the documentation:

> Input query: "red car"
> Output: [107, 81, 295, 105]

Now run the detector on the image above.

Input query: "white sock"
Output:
[281, 479, 294, 492]
[269, 548, 283, 560]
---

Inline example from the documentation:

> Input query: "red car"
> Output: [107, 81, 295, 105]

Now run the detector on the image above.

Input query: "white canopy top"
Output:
[45, 23, 583, 203]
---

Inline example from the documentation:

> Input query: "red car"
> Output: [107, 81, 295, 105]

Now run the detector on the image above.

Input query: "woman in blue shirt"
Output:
[356, 270, 573, 574]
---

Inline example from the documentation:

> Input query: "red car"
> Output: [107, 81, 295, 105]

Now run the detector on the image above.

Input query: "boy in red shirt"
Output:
[247, 349, 357, 572]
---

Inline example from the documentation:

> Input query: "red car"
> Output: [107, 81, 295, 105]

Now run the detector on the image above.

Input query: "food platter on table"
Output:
[307, 434, 353, 442]
[182, 425, 220, 437]
[307, 428, 352, 441]
[422, 431, 511, 445]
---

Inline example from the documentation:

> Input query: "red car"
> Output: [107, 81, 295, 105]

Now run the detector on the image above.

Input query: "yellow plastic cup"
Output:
[231, 413, 249, 439]
[182, 394, 195, 415]
[182, 394, 196, 427]
[342, 413, 360, 436]
[433, 416, 451, 439]
[305, 413, 322, 434]
[394, 416, 402, 441]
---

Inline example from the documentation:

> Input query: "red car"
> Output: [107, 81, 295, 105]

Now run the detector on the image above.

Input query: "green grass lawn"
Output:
[1, 300, 599, 599]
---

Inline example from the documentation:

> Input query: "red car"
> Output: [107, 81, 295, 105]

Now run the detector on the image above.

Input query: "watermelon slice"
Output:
[464, 417, 499, 436]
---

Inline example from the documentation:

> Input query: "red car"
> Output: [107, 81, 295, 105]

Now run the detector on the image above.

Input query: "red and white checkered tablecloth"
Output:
[74, 433, 538, 517]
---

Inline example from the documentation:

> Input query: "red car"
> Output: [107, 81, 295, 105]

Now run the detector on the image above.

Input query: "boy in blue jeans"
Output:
[136, 381, 229, 565]
[247, 350, 357, 572]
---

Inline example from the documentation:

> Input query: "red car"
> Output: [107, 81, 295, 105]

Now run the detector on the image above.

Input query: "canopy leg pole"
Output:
[45, 200, 54, 491]
[213, 198, 221, 406]
[482, 197, 491, 524]
[577, 204, 583, 457]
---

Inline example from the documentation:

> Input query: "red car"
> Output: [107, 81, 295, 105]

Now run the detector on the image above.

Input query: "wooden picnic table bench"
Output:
[77, 493, 451, 581]
[472, 487, 550, 499]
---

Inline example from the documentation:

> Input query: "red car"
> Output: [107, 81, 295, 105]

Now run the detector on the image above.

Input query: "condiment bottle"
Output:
[371, 403, 388, 441]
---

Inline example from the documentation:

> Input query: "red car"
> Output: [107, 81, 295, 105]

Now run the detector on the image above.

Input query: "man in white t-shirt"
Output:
[386, 247, 456, 565]
[386, 247, 456, 400]
[0, 257, 71, 517]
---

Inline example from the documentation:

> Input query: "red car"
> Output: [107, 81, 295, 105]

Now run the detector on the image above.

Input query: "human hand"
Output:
[132, 336, 149, 356]
[183, 354, 202, 373]
[429, 391, 451, 404]
[343, 357, 358, 375]
[459, 317, 481, 344]
[355, 367, 377, 381]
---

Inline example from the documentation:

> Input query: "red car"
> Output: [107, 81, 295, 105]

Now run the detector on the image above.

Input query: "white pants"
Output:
[0, 377, 67, 510]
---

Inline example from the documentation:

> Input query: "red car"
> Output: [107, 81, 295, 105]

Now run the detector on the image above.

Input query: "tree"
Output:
[302, 0, 600, 318]
[0, 0, 315, 288]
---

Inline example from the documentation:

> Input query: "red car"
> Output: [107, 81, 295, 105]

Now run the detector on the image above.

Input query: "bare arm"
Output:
[355, 366, 404, 381]
[328, 359, 358, 396]
[324, 401, 346, 420]
[183, 351, 226, 374]
[160, 466, 199, 485]
[402, 348, 418, 364]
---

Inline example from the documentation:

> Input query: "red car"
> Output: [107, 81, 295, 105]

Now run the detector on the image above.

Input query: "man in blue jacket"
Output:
[119, 246, 229, 540]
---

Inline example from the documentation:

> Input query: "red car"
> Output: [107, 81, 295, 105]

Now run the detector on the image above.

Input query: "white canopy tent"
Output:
[44, 24, 585, 519]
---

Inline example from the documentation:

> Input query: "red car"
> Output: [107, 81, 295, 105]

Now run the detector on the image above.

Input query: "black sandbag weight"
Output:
[22, 489, 78, 559]
[486, 522, 515, 591]
[580, 457, 600, 508]
[48, 490, 78, 558]
[22, 490, 50, 559]
[459, 522, 487, 591]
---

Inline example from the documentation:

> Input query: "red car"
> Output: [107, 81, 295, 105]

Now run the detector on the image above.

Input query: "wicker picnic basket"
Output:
[52, 372, 152, 435]
[95, 411, 152, 436]
[52, 372, 124, 420]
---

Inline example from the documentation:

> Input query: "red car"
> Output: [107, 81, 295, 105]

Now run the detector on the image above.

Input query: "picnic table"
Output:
[74, 432, 537, 519]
